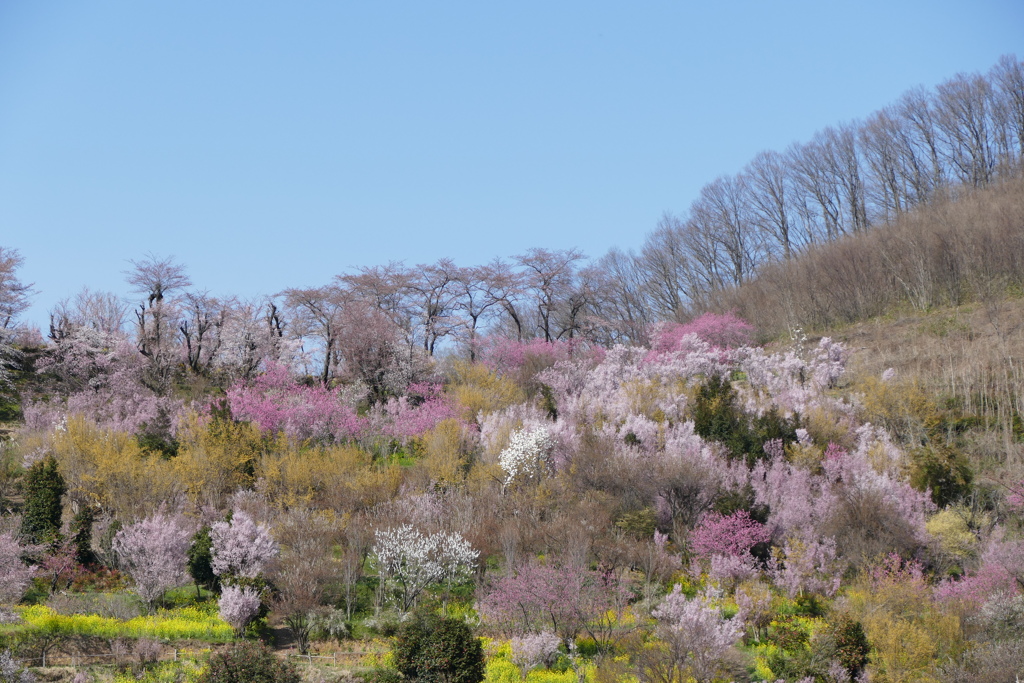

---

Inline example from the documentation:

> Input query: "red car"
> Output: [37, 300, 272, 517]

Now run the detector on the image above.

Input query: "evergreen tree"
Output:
[187, 525, 220, 597]
[395, 612, 485, 683]
[19, 456, 65, 545]
[69, 505, 96, 566]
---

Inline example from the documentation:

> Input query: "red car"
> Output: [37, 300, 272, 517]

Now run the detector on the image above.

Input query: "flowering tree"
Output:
[642, 585, 743, 683]
[372, 525, 477, 613]
[647, 313, 755, 356]
[0, 534, 36, 605]
[477, 562, 631, 646]
[112, 512, 193, 610]
[210, 510, 278, 581]
[510, 631, 562, 676]
[690, 510, 771, 560]
[770, 536, 843, 599]
[218, 584, 263, 634]
[0, 649, 33, 683]
[499, 426, 555, 493]
[227, 363, 366, 443]
[378, 383, 460, 442]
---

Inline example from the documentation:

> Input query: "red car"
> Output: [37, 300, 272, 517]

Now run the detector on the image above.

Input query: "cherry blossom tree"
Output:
[0, 533, 36, 605]
[210, 510, 278, 581]
[112, 512, 193, 610]
[476, 561, 630, 646]
[218, 584, 263, 634]
[642, 585, 743, 683]
[510, 631, 562, 676]
[769, 536, 843, 599]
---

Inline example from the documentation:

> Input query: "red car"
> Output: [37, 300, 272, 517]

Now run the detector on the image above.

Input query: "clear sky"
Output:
[1, 1, 1022, 330]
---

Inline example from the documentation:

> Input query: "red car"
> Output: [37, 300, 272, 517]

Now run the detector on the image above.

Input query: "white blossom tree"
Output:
[499, 426, 554, 493]
[372, 525, 477, 613]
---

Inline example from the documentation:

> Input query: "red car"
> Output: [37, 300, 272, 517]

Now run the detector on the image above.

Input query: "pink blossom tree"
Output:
[0, 533, 36, 605]
[218, 584, 263, 634]
[643, 585, 744, 683]
[647, 313, 755, 356]
[477, 561, 630, 647]
[112, 512, 193, 611]
[210, 510, 278, 581]
[378, 383, 461, 442]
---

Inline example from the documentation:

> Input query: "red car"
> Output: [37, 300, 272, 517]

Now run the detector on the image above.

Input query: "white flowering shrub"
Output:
[372, 524, 478, 612]
[499, 426, 554, 492]
[510, 631, 562, 676]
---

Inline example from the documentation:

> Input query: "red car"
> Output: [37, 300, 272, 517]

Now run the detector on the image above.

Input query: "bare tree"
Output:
[637, 214, 698, 320]
[0, 247, 33, 331]
[825, 123, 869, 233]
[125, 254, 191, 392]
[935, 72, 996, 188]
[692, 174, 762, 288]
[585, 249, 652, 345]
[788, 138, 844, 241]
[479, 258, 528, 341]
[860, 108, 913, 221]
[281, 285, 345, 384]
[515, 248, 585, 342]
[897, 86, 947, 200]
[178, 291, 227, 375]
[989, 54, 1024, 173]
[452, 265, 502, 359]
[745, 151, 801, 260]
[408, 258, 461, 355]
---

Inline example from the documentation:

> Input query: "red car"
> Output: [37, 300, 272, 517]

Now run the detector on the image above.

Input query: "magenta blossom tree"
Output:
[226, 362, 366, 443]
[690, 510, 771, 560]
[113, 512, 193, 611]
[647, 313, 754, 357]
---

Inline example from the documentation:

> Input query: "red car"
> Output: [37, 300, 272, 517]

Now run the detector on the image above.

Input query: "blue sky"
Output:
[1, 1, 1022, 330]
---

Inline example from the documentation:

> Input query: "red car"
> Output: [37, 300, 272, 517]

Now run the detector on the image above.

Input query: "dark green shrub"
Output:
[70, 505, 97, 566]
[394, 612, 485, 683]
[19, 455, 65, 545]
[829, 616, 870, 678]
[692, 376, 798, 467]
[358, 669, 404, 683]
[692, 375, 750, 461]
[199, 641, 300, 683]
[909, 445, 973, 507]
[187, 525, 220, 596]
